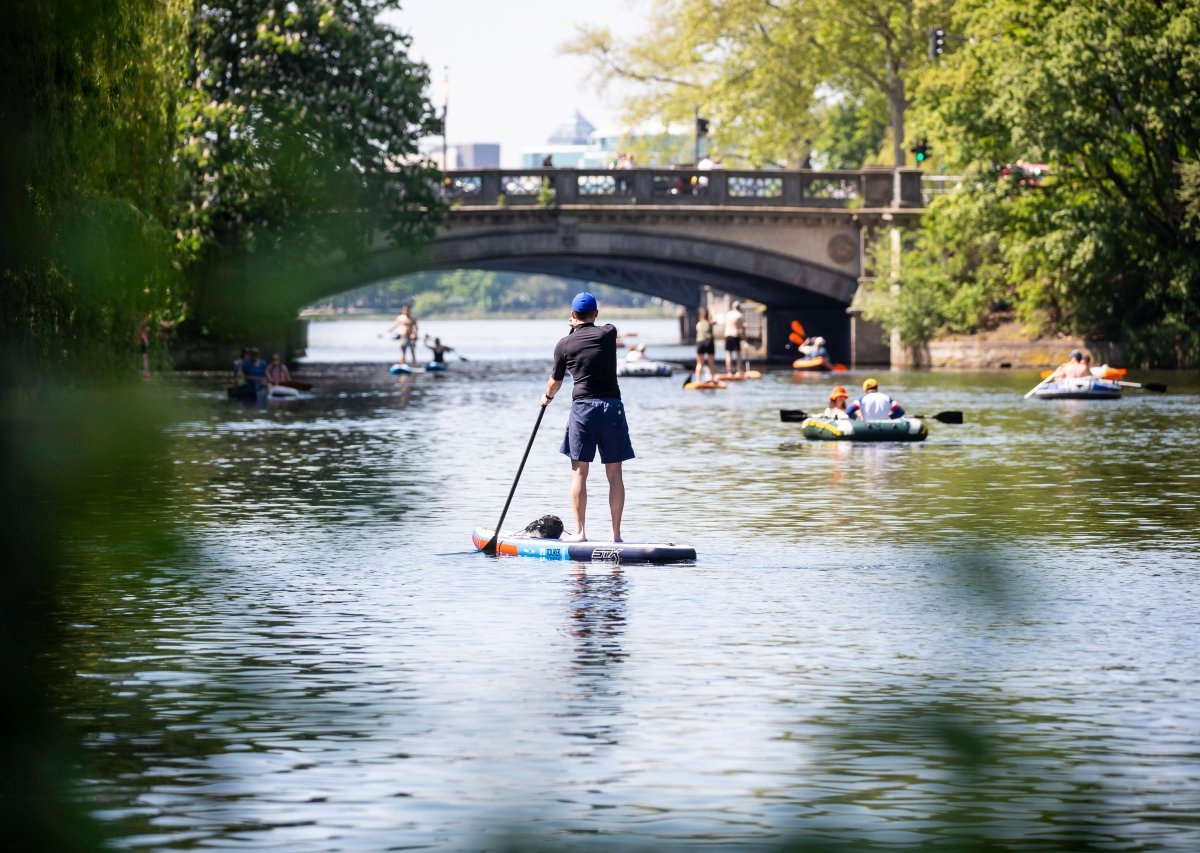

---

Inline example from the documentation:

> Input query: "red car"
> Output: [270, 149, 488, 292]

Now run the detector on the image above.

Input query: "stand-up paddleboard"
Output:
[424, 361, 448, 372]
[267, 384, 301, 398]
[715, 370, 763, 381]
[472, 528, 696, 564]
[683, 379, 726, 391]
[389, 363, 414, 375]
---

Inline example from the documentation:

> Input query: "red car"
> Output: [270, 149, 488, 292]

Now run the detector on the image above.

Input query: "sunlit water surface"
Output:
[57, 319, 1200, 850]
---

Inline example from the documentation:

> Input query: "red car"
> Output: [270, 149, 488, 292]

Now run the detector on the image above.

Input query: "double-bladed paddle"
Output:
[779, 409, 964, 424]
[482, 402, 549, 556]
[1117, 379, 1167, 392]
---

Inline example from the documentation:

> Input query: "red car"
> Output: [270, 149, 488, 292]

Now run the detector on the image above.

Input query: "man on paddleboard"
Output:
[540, 292, 635, 543]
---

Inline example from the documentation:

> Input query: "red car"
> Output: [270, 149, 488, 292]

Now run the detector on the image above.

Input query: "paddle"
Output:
[1024, 375, 1054, 399]
[791, 319, 806, 337]
[780, 409, 963, 424]
[1117, 380, 1167, 393]
[481, 402, 549, 556]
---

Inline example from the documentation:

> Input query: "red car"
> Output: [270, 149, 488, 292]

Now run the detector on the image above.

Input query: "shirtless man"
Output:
[1051, 350, 1091, 380]
[387, 306, 418, 365]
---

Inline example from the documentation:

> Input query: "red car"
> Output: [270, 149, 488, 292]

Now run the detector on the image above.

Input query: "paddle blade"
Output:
[788, 332, 806, 345]
[932, 411, 964, 424]
[1040, 370, 1053, 379]
[790, 319, 806, 337]
[779, 409, 809, 423]
[1143, 382, 1167, 393]
[481, 535, 498, 556]
[832, 363, 848, 372]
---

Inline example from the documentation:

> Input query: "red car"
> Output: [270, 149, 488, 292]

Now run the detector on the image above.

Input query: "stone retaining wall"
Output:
[907, 338, 1123, 369]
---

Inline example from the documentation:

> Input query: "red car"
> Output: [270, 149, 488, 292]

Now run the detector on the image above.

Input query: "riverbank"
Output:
[917, 321, 1120, 369]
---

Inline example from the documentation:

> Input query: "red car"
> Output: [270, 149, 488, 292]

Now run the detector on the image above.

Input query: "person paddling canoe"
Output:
[540, 292, 634, 543]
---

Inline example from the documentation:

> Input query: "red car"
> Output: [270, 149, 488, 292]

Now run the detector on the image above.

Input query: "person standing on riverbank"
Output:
[387, 306, 418, 366]
[541, 292, 634, 543]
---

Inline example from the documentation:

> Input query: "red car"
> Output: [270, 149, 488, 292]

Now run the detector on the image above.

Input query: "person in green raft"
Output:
[540, 292, 635, 543]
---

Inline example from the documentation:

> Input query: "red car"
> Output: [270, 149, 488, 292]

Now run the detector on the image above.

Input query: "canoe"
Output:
[226, 383, 262, 400]
[389, 363, 414, 375]
[1031, 377, 1121, 399]
[618, 360, 673, 377]
[792, 356, 832, 371]
[471, 528, 696, 564]
[715, 370, 763, 380]
[683, 380, 726, 390]
[800, 416, 928, 442]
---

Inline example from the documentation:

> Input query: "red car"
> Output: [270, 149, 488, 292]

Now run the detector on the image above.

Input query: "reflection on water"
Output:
[44, 322, 1200, 849]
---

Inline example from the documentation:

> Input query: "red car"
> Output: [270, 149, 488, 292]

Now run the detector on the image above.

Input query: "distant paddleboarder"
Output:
[540, 292, 634, 543]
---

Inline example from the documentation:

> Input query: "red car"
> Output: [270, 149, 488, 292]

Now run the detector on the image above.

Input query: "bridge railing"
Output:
[440, 168, 923, 209]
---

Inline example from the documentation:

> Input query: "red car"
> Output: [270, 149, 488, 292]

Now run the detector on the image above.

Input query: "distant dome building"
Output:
[547, 110, 596, 146]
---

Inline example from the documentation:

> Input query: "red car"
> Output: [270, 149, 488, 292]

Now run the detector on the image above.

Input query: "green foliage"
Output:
[0, 0, 190, 374]
[177, 0, 446, 270]
[563, 0, 953, 167]
[908, 0, 1200, 365]
[319, 271, 672, 318]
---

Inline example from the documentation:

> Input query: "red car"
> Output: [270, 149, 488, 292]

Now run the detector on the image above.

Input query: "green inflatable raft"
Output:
[800, 416, 928, 442]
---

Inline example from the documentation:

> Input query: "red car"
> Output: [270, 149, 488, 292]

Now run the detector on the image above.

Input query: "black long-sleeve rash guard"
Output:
[551, 323, 621, 400]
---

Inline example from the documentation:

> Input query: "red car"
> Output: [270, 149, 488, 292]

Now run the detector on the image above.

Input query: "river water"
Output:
[53, 318, 1200, 850]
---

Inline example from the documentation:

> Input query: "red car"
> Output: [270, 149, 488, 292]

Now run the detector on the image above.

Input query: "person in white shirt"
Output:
[847, 377, 906, 420]
[722, 301, 747, 376]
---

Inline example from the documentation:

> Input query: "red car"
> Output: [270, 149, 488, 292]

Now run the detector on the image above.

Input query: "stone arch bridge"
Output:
[183, 167, 925, 367]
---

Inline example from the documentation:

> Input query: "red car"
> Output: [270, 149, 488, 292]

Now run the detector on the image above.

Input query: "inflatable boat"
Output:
[800, 416, 928, 442]
[792, 356, 832, 371]
[1031, 377, 1122, 399]
[618, 360, 674, 377]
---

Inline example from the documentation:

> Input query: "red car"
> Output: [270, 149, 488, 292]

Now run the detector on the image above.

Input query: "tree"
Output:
[0, 0, 190, 372]
[177, 0, 446, 318]
[908, 0, 1200, 365]
[562, 0, 952, 168]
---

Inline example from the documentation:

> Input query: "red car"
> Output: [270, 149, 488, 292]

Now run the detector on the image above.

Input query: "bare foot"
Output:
[563, 532, 587, 542]
[611, 536, 624, 543]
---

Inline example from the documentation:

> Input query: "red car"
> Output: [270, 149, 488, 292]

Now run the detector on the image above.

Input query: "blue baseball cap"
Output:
[571, 292, 598, 313]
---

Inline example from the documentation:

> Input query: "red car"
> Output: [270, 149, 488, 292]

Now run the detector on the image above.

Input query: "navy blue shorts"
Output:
[560, 398, 635, 464]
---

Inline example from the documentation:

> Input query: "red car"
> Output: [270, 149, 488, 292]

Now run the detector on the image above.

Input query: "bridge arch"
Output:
[300, 208, 865, 360]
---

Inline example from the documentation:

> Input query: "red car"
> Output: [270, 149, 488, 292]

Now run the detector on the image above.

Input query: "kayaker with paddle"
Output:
[820, 385, 852, 419]
[540, 291, 634, 543]
[847, 377, 905, 420]
[423, 335, 454, 364]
